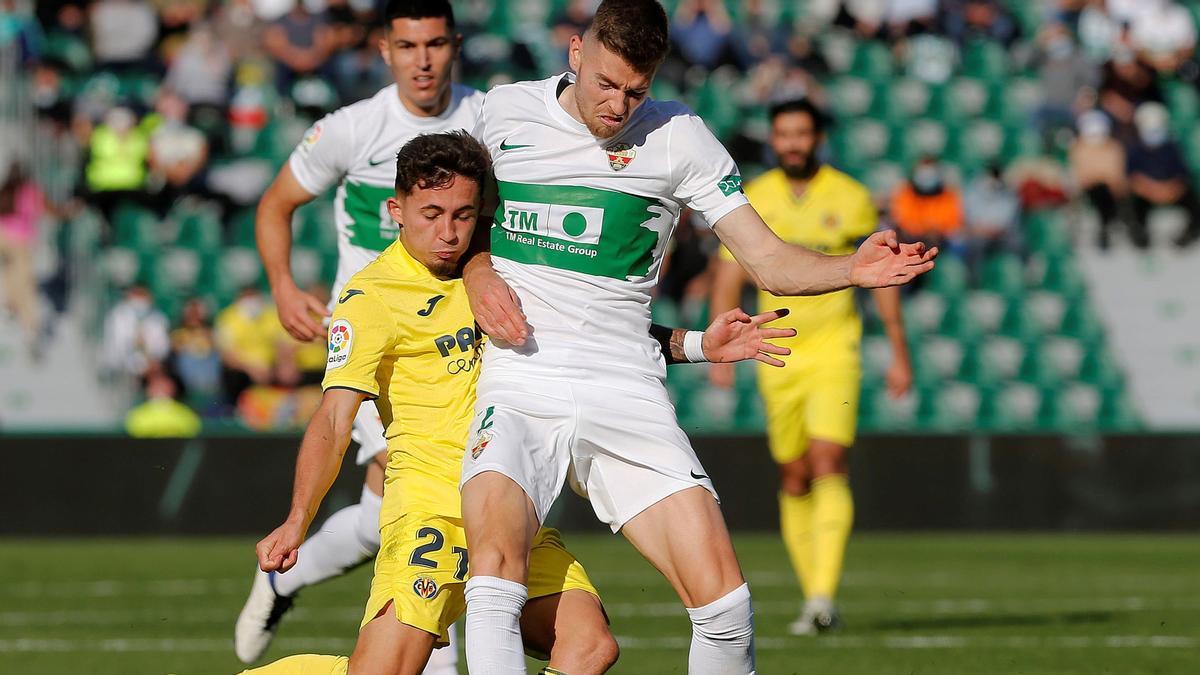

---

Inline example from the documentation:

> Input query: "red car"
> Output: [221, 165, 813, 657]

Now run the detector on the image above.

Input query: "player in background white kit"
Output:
[457, 1, 939, 673]
[235, 2, 480, 669]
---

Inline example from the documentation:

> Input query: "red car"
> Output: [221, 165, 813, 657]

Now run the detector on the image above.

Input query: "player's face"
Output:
[388, 176, 480, 279]
[380, 17, 461, 115]
[568, 34, 653, 139]
[770, 110, 822, 179]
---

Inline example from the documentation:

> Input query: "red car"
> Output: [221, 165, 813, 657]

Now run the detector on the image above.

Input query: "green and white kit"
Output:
[462, 74, 749, 530]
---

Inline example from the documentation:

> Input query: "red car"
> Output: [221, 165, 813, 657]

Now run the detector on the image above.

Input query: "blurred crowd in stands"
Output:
[3, 0, 1193, 431]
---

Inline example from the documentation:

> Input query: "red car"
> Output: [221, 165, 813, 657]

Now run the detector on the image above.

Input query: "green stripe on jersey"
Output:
[344, 180, 398, 251]
[491, 181, 668, 279]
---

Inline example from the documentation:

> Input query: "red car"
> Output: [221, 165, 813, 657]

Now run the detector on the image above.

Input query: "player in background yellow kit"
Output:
[245, 131, 797, 674]
[709, 99, 913, 636]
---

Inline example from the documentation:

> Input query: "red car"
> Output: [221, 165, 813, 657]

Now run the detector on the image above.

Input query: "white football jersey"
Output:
[289, 83, 484, 301]
[473, 73, 749, 388]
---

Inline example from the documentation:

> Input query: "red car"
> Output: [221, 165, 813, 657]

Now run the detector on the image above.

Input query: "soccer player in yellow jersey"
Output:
[709, 99, 914, 636]
[244, 131, 796, 675]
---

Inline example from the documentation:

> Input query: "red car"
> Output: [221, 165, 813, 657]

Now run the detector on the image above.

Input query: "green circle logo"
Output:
[561, 212, 588, 238]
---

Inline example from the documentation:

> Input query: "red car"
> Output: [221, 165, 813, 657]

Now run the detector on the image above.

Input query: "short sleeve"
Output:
[847, 187, 879, 241]
[470, 93, 491, 152]
[288, 108, 354, 196]
[321, 291, 394, 398]
[670, 113, 750, 228]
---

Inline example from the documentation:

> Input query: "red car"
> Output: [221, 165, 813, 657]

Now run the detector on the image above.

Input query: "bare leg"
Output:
[347, 601, 437, 675]
[521, 590, 619, 674]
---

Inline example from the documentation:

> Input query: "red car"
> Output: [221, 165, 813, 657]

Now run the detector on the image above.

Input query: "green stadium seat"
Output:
[960, 40, 1009, 81]
[151, 248, 202, 298]
[916, 335, 966, 386]
[1026, 336, 1085, 387]
[217, 247, 264, 299]
[864, 386, 920, 430]
[964, 290, 1007, 334]
[1024, 211, 1071, 256]
[861, 334, 894, 381]
[979, 253, 1026, 297]
[229, 208, 258, 248]
[887, 118, 948, 166]
[885, 78, 932, 121]
[831, 119, 890, 167]
[172, 201, 223, 254]
[984, 381, 1041, 430]
[102, 247, 141, 289]
[948, 120, 1005, 173]
[903, 290, 948, 335]
[921, 380, 982, 430]
[927, 255, 969, 298]
[1024, 290, 1068, 334]
[1079, 345, 1124, 389]
[850, 40, 894, 82]
[291, 247, 323, 290]
[971, 335, 1025, 386]
[1050, 382, 1102, 428]
[112, 202, 162, 250]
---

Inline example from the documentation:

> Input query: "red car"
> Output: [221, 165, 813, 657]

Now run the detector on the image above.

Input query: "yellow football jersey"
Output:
[322, 240, 481, 525]
[721, 166, 876, 364]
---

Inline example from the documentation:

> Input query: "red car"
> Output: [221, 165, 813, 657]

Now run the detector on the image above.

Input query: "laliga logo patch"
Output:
[470, 431, 493, 460]
[299, 122, 322, 155]
[326, 319, 353, 369]
[606, 142, 635, 171]
[412, 576, 438, 599]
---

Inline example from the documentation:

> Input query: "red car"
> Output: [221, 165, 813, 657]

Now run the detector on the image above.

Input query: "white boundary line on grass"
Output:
[0, 635, 1194, 653]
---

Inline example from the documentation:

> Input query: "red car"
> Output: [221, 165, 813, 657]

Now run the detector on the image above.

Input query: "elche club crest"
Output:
[606, 143, 636, 171]
[470, 431, 493, 460]
[413, 576, 438, 599]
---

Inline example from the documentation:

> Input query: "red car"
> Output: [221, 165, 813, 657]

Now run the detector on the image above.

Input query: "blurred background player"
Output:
[235, 1, 481, 668]
[709, 98, 913, 635]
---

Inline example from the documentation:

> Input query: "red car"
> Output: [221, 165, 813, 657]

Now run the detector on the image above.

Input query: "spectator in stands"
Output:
[942, 0, 1021, 49]
[884, 0, 939, 40]
[672, 0, 735, 69]
[0, 161, 44, 356]
[85, 105, 150, 223]
[1076, 0, 1119, 61]
[215, 286, 283, 403]
[890, 156, 964, 254]
[332, 25, 391, 103]
[146, 90, 209, 213]
[1099, 46, 1162, 138]
[165, 22, 233, 119]
[101, 284, 170, 381]
[31, 61, 72, 126]
[963, 163, 1023, 279]
[170, 297, 221, 410]
[88, 0, 160, 72]
[124, 371, 202, 438]
[1129, 0, 1198, 78]
[729, 0, 789, 69]
[1125, 102, 1200, 248]
[262, 1, 337, 95]
[1070, 110, 1128, 249]
[1033, 23, 1098, 141]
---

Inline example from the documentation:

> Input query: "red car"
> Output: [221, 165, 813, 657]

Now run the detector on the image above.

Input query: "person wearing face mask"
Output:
[100, 284, 171, 381]
[1034, 23, 1099, 142]
[890, 156, 965, 254]
[1125, 102, 1200, 248]
[1070, 110, 1128, 249]
[85, 105, 151, 225]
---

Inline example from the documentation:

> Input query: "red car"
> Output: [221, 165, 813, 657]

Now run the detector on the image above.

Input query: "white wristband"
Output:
[683, 330, 708, 363]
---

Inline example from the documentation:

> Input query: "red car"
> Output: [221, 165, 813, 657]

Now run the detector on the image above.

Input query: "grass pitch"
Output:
[1, 533, 1196, 674]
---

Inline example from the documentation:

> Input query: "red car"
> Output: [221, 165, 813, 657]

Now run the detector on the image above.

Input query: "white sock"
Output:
[465, 576, 528, 674]
[685, 583, 756, 675]
[272, 486, 383, 597]
[422, 622, 459, 675]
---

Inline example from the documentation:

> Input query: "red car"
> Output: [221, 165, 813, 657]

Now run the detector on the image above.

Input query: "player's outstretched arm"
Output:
[462, 250, 529, 346]
[256, 387, 365, 574]
[650, 308, 796, 366]
[256, 164, 330, 342]
[712, 204, 938, 296]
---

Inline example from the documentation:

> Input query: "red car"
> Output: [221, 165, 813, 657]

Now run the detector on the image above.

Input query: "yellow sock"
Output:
[778, 491, 815, 596]
[809, 474, 854, 600]
[239, 654, 349, 675]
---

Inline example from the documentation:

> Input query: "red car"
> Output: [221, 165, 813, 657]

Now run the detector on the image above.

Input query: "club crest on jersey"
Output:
[326, 319, 353, 370]
[606, 142, 636, 171]
[470, 431, 493, 460]
[412, 576, 438, 599]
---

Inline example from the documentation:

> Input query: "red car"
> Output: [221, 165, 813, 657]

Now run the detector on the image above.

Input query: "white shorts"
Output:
[351, 401, 387, 465]
[460, 374, 718, 533]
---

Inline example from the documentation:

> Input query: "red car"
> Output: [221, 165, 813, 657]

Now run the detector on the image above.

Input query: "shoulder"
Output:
[481, 77, 549, 110]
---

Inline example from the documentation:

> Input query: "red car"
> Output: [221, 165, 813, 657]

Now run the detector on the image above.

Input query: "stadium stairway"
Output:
[1076, 211, 1200, 428]
[0, 309, 117, 429]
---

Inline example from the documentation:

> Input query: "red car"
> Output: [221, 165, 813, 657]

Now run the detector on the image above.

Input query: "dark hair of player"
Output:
[768, 98, 828, 135]
[394, 131, 490, 195]
[382, 0, 455, 30]
[588, 0, 670, 74]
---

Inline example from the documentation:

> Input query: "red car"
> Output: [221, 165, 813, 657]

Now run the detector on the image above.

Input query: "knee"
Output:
[688, 583, 755, 643]
[468, 543, 528, 583]
[556, 631, 620, 674]
[777, 461, 809, 496]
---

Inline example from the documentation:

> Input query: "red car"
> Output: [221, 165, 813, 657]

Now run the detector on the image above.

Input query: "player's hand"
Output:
[256, 519, 306, 574]
[886, 357, 913, 399]
[464, 259, 528, 346]
[273, 282, 330, 343]
[848, 230, 938, 289]
[709, 362, 736, 388]
[702, 307, 796, 367]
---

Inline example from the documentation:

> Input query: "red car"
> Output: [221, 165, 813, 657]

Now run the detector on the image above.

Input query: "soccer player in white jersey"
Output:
[456, 1, 939, 672]
[235, 2, 481, 669]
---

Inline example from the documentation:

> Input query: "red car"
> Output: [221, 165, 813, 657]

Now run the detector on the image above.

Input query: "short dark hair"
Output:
[589, 0, 670, 74]
[768, 98, 828, 135]
[383, 0, 455, 29]
[394, 131, 490, 195]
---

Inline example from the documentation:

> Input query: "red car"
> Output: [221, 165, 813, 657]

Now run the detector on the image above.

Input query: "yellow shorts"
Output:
[361, 512, 599, 646]
[758, 357, 861, 464]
